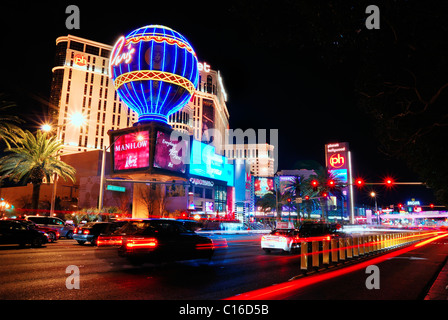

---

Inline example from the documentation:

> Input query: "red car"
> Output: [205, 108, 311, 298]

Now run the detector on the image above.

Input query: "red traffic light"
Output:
[384, 177, 394, 187]
[311, 180, 318, 187]
[322, 192, 328, 198]
[305, 195, 310, 200]
[430, 203, 434, 209]
[328, 180, 335, 187]
[287, 198, 291, 203]
[355, 178, 365, 187]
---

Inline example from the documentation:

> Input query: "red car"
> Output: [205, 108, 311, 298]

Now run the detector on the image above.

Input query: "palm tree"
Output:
[304, 167, 344, 221]
[283, 175, 305, 222]
[0, 129, 76, 210]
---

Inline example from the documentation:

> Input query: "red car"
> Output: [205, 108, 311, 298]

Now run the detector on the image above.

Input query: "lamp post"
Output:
[370, 191, 378, 224]
[41, 112, 85, 216]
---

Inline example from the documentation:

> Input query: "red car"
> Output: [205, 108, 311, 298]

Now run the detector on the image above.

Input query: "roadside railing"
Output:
[299, 231, 437, 271]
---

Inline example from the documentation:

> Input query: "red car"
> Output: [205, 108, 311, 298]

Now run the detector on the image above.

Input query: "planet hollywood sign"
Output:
[325, 142, 349, 170]
[189, 177, 214, 187]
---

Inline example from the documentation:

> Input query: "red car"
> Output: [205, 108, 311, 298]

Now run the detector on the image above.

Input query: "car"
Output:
[26, 216, 75, 239]
[113, 219, 216, 264]
[73, 221, 127, 245]
[0, 220, 49, 247]
[7, 219, 60, 242]
[261, 222, 344, 254]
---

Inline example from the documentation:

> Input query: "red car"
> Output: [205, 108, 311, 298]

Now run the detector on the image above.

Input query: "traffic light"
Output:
[384, 177, 394, 187]
[398, 203, 403, 210]
[305, 195, 310, 200]
[311, 180, 318, 191]
[321, 192, 328, 198]
[287, 198, 291, 203]
[355, 178, 365, 188]
[328, 179, 335, 188]
[430, 203, 434, 209]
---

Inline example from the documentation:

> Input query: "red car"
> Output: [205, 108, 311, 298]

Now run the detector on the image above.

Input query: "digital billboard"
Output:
[254, 177, 274, 198]
[189, 140, 234, 186]
[113, 131, 150, 172]
[153, 131, 186, 173]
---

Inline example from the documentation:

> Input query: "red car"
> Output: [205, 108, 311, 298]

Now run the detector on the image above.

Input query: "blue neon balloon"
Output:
[110, 25, 199, 124]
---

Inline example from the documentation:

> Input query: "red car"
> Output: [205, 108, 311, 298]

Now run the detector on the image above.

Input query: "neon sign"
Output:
[109, 25, 199, 125]
[109, 36, 135, 75]
[329, 153, 345, 168]
[198, 62, 210, 73]
[74, 54, 87, 66]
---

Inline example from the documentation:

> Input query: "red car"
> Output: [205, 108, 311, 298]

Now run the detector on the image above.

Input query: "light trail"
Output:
[224, 231, 448, 300]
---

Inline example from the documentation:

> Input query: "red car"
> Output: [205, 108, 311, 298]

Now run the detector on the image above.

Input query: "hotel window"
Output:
[100, 48, 111, 58]
[85, 45, 99, 56]
[69, 40, 84, 52]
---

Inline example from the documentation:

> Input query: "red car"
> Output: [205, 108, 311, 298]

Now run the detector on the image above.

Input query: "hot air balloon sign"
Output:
[110, 25, 199, 125]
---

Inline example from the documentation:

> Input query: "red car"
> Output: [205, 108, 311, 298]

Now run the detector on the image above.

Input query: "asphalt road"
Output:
[0, 232, 447, 301]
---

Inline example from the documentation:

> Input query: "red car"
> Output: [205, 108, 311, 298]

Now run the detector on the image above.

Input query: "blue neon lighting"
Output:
[110, 25, 199, 125]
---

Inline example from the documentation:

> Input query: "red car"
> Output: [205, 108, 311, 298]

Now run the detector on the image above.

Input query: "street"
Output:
[1, 232, 447, 300]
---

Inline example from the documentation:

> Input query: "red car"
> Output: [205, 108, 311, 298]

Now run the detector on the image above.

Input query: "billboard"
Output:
[153, 131, 186, 173]
[254, 177, 274, 198]
[113, 131, 150, 172]
[325, 142, 349, 183]
[189, 140, 234, 186]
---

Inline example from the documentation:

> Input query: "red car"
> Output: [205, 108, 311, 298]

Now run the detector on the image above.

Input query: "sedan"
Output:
[261, 222, 344, 253]
[73, 221, 126, 245]
[115, 219, 216, 264]
[0, 220, 49, 248]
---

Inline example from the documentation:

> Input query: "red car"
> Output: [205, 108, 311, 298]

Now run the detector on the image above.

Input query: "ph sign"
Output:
[325, 142, 349, 170]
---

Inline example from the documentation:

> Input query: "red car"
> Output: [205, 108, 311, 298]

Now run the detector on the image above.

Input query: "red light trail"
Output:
[224, 231, 448, 300]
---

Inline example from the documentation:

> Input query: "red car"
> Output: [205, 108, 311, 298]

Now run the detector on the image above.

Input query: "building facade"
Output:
[47, 34, 233, 218]
[50, 35, 229, 156]
[224, 143, 276, 177]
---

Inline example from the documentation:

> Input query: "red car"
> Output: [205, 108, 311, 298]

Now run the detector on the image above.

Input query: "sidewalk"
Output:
[424, 257, 448, 300]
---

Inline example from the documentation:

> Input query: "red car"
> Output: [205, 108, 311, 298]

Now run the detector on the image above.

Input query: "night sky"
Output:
[0, 1, 441, 207]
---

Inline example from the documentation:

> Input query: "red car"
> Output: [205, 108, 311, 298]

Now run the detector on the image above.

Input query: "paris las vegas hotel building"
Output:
[46, 34, 275, 217]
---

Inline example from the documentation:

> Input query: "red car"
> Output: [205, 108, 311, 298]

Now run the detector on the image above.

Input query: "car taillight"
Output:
[97, 236, 122, 247]
[74, 228, 78, 234]
[126, 238, 158, 248]
[83, 229, 90, 235]
[196, 242, 214, 250]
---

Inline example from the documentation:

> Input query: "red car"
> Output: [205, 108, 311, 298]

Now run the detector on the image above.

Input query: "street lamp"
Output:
[370, 191, 378, 224]
[41, 113, 85, 216]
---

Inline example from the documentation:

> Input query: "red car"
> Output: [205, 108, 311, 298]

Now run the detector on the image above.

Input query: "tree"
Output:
[0, 129, 76, 210]
[255, 191, 277, 216]
[283, 176, 305, 222]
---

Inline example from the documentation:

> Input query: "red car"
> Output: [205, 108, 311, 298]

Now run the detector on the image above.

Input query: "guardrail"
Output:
[298, 231, 437, 271]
